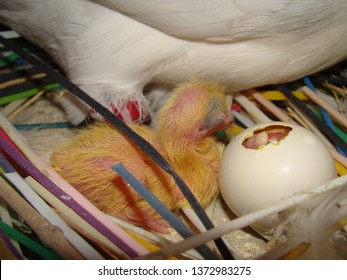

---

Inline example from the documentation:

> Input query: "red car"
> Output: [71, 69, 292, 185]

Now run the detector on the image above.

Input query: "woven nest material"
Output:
[13, 95, 267, 259]
[1, 31, 347, 260]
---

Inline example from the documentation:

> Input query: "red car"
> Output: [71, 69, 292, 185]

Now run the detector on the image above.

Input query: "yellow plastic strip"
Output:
[261, 91, 308, 101]
[335, 161, 347, 176]
[125, 230, 177, 260]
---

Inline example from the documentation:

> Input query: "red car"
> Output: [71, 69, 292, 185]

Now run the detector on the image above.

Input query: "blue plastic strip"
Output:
[112, 163, 220, 260]
[303, 77, 346, 156]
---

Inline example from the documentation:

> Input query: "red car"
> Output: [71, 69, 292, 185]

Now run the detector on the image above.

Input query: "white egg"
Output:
[218, 121, 337, 235]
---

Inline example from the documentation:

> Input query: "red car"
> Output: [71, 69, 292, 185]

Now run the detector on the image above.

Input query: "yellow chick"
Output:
[155, 81, 233, 208]
[51, 80, 233, 233]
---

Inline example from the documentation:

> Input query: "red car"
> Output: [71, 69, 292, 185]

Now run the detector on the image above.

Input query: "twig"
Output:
[286, 107, 309, 129]
[0, 73, 46, 89]
[112, 163, 220, 260]
[7, 89, 46, 120]
[0, 198, 23, 257]
[302, 86, 347, 129]
[0, 154, 104, 260]
[235, 92, 272, 123]
[0, 111, 149, 258]
[277, 86, 347, 155]
[231, 110, 255, 128]
[0, 177, 83, 259]
[1, 99, 27, 117]
[324, 82, 347, 97]
[106, 214, 202, 260]
[138, 176, 347, 260]
[331, 90, 345, 115]
[248, 89, 294, 123]
[25, 176, 127, 259]
[0, 226, 22, 259]
[287, 100, 347, 170]
[0, 35, 229, 259]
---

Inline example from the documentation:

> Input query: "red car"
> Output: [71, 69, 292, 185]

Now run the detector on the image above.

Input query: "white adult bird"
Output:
[1, 0, 347, 124]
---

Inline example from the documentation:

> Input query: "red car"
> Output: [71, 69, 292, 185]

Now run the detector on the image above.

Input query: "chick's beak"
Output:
[198, 110, 234, 137]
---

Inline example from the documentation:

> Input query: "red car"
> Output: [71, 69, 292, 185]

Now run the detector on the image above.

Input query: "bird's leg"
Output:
[89, 97, 152, 125]
[118, 208, 171, 234]
[54, 88, 152, 125]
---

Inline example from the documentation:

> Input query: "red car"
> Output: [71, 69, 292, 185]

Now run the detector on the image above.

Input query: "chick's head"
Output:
[156, 80, 233, 142]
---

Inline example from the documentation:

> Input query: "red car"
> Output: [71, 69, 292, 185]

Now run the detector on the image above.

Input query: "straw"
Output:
[0, 154, 104, 259]
[0, 177, 80, 259]
[0, 83, 61, 105]
[0, 220, 60, 260]
[112, 163, 220, 260]
[235, 93, 272, 123]
[0, 111, 149, 257]
[304, 77, 337, 129]
[231, 110, 255, 128]
[246, 87, 347, 169]
[303, 78, 346, 157]
[0, 226, 24, 259]
[105, 213, 200, 259]
[0, 76, 55, 98]
[0, 135, 146, 258]
[25, 176, 131, 259]
[302, 86, 347, 130]
[248, 89, 294, 123]
[139, 175, 347, 259]
[324, 82, 347, 96]
[286, 100, 347, 170]
[7, 89, 46, 119]
[1, 99, 27, 116]
[0, 35, 231, 259]
[0, 73, 46, 89]
[0, 197, 23, 257]
[276, 85, 347, 154]
[286, 107, 310, 129]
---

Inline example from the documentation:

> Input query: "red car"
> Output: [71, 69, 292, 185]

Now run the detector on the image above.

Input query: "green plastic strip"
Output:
[0, 220, 60, 260]
[0, 52, 20, 68]
[0, 83, 61, 105]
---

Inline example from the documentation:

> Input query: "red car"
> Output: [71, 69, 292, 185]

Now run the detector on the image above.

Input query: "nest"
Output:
[0, 31, 346, 260]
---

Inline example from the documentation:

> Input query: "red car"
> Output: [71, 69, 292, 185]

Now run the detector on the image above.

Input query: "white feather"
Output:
[263, 185, 347, 259]
[1, 0, 347, 124]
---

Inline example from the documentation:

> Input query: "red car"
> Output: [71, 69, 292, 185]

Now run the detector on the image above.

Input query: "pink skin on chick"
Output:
[51, 80, 233, 233]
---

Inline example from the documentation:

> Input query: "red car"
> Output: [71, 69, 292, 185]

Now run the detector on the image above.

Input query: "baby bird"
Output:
[51, 80, 233, 233]
[155, 81, 233, 208]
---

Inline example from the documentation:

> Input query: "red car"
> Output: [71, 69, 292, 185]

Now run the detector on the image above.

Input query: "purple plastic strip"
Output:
[0, 227, 25, 260]
[0, 137, 138, 258]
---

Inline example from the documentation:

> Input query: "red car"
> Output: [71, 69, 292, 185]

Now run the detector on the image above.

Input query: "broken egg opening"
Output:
[242, 125, 292, 150]
[218, 121, 337, 236]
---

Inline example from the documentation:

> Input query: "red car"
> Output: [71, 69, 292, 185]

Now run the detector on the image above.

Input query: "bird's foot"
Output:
[118, 210, 171, 234]
[136, 217, 171, 234]
[52, 90, 152, 125]
[89, 96, 152, 125]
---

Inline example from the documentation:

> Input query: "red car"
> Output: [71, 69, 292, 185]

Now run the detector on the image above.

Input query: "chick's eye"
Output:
[204, 115, 211, 124]
[207, 98, 223, 115]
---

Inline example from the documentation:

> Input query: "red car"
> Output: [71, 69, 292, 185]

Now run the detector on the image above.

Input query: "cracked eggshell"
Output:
[218, 121, 337, 235]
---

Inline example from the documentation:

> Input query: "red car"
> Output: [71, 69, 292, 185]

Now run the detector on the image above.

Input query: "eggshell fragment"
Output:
[218, 122, 337, 235]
